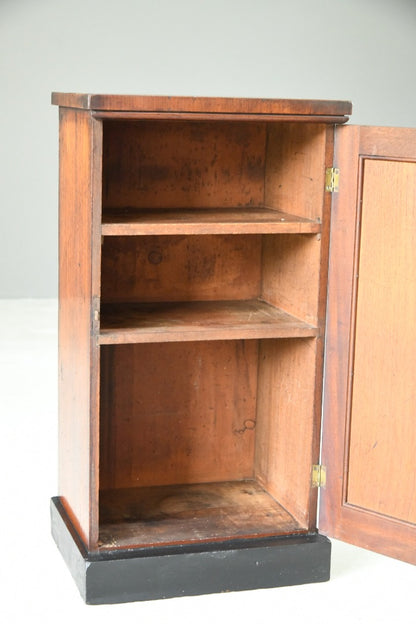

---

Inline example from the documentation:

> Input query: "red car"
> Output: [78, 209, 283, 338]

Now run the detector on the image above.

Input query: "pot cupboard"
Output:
[50, 93, 416, 604]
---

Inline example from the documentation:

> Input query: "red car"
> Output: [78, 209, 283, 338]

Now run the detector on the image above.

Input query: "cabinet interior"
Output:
[98, 119, 328, 550]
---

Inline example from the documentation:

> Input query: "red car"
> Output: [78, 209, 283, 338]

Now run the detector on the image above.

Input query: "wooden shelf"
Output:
[101, 207, 321, 236]
[99, 480, 305, 549]
[99, 299, 318, 344]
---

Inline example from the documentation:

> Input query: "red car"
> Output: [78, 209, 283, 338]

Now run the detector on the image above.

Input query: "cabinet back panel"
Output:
[102, 121, 266, 209]
[101, 235, 262, 303]
[99, 341, 258, 490]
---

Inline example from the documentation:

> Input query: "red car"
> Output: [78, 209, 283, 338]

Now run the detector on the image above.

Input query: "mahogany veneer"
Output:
[51, 93, 416, 604]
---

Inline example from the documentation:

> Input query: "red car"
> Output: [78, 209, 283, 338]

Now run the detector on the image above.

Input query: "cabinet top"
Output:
[51, 93, 352, 121]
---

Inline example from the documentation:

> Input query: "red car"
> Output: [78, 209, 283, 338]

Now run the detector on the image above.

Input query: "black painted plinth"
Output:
[51, 497, 331, 605]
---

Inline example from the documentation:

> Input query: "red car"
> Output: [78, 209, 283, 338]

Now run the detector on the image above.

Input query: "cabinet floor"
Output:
[1, 299, 414, 623]
[99, 480, 304, 549]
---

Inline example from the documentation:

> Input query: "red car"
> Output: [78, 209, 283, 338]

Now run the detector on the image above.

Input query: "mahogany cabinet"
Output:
[50, 93, 416, 604]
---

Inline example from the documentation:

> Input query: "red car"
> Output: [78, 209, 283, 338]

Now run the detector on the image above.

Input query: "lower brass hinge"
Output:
[312, 464, 326, 488]
[325, 167, 340, 193]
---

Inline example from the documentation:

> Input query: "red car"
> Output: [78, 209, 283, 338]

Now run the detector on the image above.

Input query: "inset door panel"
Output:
[347, 158, 416, 525]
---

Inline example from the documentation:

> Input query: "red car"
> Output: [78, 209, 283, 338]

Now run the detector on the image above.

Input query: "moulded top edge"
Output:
[51, 92, 352, 118]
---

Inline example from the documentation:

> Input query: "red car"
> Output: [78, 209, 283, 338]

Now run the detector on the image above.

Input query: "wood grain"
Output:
[101, 207, 321, 236]
[54, 93, 342, 559]
[102, 120, 266, 210]
[101, 235, 262, 304]
[264, 123, 327, 219]
[95, 112, 352, 124]
[99, 480, 305, 549]
[321, 125, 416, 565]
[52, 92, 352, 118]
[99, 341, 258, 490]
[254, 339, 319, 527]
[99, 300, 318, 344]
[347, 158, 416, 524]
[58, 108, 102, 548]
[261, 234, 321, 327]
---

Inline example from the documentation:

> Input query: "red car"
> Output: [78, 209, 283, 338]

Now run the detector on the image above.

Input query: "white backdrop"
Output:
[1, 0, 416, 296]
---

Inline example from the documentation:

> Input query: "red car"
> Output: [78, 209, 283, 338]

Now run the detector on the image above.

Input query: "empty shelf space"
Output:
[101, 207, 321, 236]
[99, 299, 318, 344]
[98, 480, 305, 550]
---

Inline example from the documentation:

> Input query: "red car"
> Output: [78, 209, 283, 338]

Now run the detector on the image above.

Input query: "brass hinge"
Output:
[312, 464, 326, 488]
[325, 167, 340, 193]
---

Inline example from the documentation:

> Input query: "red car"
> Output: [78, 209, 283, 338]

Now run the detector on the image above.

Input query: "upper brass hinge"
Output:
[312, 464, 326, 488]
[325, 167, 339, 193]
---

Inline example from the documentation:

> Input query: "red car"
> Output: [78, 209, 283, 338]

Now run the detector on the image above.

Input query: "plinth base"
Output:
[51, 497, 331, 605]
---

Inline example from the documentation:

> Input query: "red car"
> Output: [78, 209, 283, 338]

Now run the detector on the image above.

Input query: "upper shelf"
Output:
[51, 93, 352, 123]
[101, 207, 321, 236]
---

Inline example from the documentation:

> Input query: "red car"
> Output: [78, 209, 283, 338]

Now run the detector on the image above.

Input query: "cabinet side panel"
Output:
[262, 125, 332, 327]
[58, 108, 101, 548]
[261, 234, 321, 326]
[264, 124, 327, 219]
[258, 126, 334, 528]
[254, 339, 318, 527]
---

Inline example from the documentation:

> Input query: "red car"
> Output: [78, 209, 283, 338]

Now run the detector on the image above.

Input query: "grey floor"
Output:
[1, 299, 415, 623]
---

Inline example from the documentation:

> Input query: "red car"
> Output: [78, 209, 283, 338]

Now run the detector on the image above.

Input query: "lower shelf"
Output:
[99, 299, 318, 344]
[51, 497, 331, 605]
[99, 480, 304, 549]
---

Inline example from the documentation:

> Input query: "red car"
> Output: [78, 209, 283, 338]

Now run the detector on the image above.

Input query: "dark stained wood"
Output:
[102, 120, 266, 210]
[101, 207, 321, 236]
[52, 497, 331, 605]
[99, 300, 318, 344]
[99, 341, 258, 490]
[58, 108, 102, 549]
[101, 234, 262, 304]
[321, 125, 416, 565]
[52, 92, 352, 119]
[99, 480, 305, 549]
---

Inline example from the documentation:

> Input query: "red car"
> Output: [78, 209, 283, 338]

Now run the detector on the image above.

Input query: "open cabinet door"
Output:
[320, 125, 416, 565]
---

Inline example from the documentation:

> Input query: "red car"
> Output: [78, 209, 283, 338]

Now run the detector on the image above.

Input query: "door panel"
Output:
[320, 125, 416, 564]
[347, 158, 416, 524]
